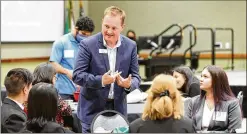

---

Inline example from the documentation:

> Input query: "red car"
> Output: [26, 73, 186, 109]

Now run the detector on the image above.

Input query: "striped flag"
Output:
[79, 0, 85, 17]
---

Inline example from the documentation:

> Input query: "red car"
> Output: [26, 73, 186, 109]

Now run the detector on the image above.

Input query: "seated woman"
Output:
[32, 62, 72, 127]
[172, 66, 200, 97]
[129, 74, 195, 133]
[185, 65, 242, 132]
[24, 83, 73, 133]
[126, 29, 137, 42]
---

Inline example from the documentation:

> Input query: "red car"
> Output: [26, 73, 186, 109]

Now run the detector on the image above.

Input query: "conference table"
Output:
[68, 98, 191, 133]
[69, 100, 246, 133]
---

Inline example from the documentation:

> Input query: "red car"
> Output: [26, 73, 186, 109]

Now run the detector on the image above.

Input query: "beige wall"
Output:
[1, 1, 245, 59]
[1, 1, 246, 85]
[88, 1, 246, 53]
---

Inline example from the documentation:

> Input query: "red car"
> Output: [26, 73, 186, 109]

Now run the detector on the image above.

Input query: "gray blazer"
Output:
[185, 95, 242, 131]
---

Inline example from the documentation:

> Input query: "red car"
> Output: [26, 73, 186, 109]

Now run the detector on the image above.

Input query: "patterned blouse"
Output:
[23, 95, 72, 126]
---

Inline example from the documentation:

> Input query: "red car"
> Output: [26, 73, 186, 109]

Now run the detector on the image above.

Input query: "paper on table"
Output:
[127, 89, 148, 104]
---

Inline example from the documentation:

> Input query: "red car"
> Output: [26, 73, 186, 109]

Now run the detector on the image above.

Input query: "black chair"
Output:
[91, 110, 129, 133]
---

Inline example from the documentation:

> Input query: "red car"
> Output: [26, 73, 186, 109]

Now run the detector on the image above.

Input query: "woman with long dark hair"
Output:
[126, 29, 136, 41]
[32, 62, 72, 126]
[172, 66, 200, 97]
[25, 83, 72, 133]
[185, 65, 242, 132]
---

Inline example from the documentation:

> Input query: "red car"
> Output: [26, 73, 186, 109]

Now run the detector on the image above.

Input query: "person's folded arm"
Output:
[49, 40, 73, 80]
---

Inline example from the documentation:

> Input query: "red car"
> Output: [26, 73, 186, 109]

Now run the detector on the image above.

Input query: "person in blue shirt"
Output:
[49, 16, 95, 100]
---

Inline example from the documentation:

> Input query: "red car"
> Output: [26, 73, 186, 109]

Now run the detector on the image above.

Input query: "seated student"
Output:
[126, 29, 137, 42]
[32, 62, 72, 127]
[172, 66, 200, 97]
[126, 29, 140, 54]
[1, 68, 33, 133]
[129, 74, 195, 133]
[185, 65, 242, 132]
[24, 83, 73, 133]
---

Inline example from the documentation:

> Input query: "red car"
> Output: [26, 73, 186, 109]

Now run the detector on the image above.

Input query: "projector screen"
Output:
[1, 1, 64, 42]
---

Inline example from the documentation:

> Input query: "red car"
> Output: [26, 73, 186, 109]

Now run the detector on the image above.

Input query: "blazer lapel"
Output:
[97, 33, 110, 71]
[207, 103, 227, 131]
[115, 38, 125, 72]
[3, 98, 27, 117]
[103, 52, 110, 71]
[195, 97, 206, 130]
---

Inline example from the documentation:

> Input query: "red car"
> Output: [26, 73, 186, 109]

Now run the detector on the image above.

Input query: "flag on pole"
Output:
[64, 1, 70, 34]
[64, 0, 75, 34]
[69, 0, 75, 30]
[79, 0, 85, 17]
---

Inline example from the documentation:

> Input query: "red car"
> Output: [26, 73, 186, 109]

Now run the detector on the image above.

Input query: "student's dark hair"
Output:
[4, 68, 33, 96]
[203, 65, 235, 102]
[32, 62, 56, 85]
[172, 66, 199, 94]
[26, 83, 58, 133]
[127, 29, 136, 36]
[193, 65, 235, 116]
[76, 16, 95, 32]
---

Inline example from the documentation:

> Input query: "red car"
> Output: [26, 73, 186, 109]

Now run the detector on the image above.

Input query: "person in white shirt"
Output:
[185, 65, 242, 132]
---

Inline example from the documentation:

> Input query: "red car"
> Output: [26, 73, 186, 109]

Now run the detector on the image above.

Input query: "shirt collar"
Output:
[68, 32, 78, 43]
[103, 35, 121, 48]
[6, 97, 24, 110]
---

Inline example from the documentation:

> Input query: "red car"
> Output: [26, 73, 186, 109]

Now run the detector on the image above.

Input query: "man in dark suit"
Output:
[1, 68, 33, 133]
[72, 6, 141, 133]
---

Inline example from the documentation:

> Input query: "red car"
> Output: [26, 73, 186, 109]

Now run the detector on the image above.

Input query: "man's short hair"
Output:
[75, 16, 95, 32]
[104, 6, 126, 25]
[4, 68, 33, 96]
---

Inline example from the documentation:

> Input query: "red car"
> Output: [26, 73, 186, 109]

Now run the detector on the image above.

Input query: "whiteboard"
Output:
[1, 1, 64, 42]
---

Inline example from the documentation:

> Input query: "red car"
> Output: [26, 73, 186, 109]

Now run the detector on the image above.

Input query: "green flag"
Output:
[64, 0, 75, 34]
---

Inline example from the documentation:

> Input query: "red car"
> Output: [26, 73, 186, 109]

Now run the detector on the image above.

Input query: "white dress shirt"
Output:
[201, 101, 215, 131]
[103, 37, 121, 99]
[6, 97, 24, 110]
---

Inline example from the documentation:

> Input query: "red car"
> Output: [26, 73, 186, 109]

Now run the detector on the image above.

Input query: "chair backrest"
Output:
[237, 91, 243, 107]
[91, 110, 129, 133]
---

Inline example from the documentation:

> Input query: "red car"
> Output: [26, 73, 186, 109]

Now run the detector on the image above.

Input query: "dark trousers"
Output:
[105, 100, 114, 110]
[81, 122, 91, 133]
[103, 100, 115, 116]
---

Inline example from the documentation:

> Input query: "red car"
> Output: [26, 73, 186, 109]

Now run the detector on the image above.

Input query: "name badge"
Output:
[99, 49, 107, 54]
[213, 111, 227, 121]
[64, 50, 74, 58]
